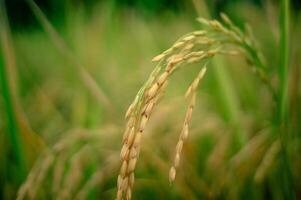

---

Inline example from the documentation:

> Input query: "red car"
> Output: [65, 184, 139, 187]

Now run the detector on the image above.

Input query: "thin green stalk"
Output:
[211, 58, 245, 147]
[0, 0, 25, 180]
[279, 0, 290, 123]
[278, 0, 295, 199]
[26, 0, 113, 112]
[0, 49, 25, 181]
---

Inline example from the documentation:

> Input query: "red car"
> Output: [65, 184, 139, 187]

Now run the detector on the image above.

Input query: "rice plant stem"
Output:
[0, 47, 25, 180]
[278, 0, 295, 198]
[26, 0, 113, 111]
[0, 0, 25, 180]
[211, 58, 245, 147]
[279, 0, 290, 124]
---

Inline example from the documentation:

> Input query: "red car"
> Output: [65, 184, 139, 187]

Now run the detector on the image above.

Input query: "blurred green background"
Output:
[0, 0, 301, 199]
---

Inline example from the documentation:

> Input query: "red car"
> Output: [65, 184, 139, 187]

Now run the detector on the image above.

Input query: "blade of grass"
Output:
[278, 0, 295, 199]
[279, 0, 290, 123]
[0, 0, 25, 181]
[1, 1, 47, 186]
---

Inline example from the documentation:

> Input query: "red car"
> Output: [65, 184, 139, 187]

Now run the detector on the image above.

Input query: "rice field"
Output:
[1, 0, 301, 199]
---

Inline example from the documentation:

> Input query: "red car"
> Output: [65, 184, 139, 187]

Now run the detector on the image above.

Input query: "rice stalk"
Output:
[74, 170, 104, 200]
[278, 0, 295, 198]
[117, 13, 273, 199]
[278, 0, 290, 123]
[17, 129, 106, 200]
[56, 145, 89, 200]
[28, 153, 55, 198]
[52, 153, 67, 195]
[1, 2, 46, 185]
[254, 139, 281, 182]
[0, 3, 25, 180]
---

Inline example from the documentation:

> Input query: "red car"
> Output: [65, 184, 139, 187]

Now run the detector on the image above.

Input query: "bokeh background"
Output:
[1, 0, 301, 199]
